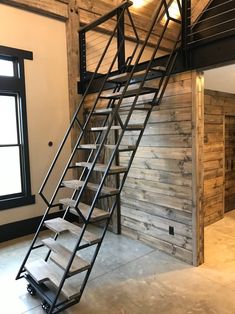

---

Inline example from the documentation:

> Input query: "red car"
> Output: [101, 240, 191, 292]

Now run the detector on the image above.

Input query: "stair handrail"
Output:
[38, 1, 137, 206]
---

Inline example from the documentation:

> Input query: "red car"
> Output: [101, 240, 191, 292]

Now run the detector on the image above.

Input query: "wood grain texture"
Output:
[191, 72, 204, 266]
[84, 71, 198, 264]
[203, 90, 235, 226]
[1, 0, 68, 20]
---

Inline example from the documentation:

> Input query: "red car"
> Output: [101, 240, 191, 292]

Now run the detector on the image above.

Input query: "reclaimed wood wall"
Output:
[119, 71, 203, 265]
[84, 71, 204, 265]
[203, 89, 235, 226]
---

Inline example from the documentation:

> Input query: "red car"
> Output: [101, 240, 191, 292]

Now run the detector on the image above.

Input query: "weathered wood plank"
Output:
[191, 72, 204, 266]
[127, 167, 192, 187]
[121, 147, 192, 160]
[122, 187, 192, 212]
[122, 225, 193, 264]
[1, 0, 68, 20]
[121, 156, 192, 174]
[124, 177, 192, 200]
[121, 197, 192, 225]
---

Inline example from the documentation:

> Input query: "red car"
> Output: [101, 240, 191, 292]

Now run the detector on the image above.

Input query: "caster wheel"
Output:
[41, 300, 50, 313]
[27, 284, 36, 296]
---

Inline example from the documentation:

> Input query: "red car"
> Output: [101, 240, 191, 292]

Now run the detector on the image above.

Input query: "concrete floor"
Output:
[1, 211, 235, 314]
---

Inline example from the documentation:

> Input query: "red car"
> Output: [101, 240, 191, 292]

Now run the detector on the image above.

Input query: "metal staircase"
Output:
[16, 1, 182, 313]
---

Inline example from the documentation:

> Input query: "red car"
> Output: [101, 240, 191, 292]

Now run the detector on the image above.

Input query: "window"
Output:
[0, 46, 35, 210]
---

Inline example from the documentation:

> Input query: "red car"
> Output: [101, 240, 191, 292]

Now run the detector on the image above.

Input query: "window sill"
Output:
[0, 195, 35, 211]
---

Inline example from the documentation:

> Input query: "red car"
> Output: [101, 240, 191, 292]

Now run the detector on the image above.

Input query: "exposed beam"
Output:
[1, 0, 69, 20]
[66, 0, 80, 119]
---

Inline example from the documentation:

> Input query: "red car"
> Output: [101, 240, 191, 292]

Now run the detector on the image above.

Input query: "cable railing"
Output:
[79, 1, 141, 88]
[188, 0, 235, 46]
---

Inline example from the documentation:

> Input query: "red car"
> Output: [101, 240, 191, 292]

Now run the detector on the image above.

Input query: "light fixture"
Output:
[132, 0, 145, 8]
[162, 0, 181, 23]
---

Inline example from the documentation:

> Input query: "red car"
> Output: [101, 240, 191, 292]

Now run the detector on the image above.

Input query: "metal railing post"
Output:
[79, 30, 87, 92]
[117, 7, 126, 73]
[182, 0, 191, 68]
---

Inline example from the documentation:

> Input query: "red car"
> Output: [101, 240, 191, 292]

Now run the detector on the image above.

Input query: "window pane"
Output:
[0, 59, 14, 77]
[0, 95, 18, 145]
[0, 147, 22, 196]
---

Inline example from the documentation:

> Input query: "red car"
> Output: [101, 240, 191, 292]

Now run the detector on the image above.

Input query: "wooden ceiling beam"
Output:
[1, 0, 68, 20]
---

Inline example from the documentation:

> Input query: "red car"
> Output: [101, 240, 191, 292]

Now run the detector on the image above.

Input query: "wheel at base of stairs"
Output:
[27, 284, 36, 296]
[41, 300, 50, 313]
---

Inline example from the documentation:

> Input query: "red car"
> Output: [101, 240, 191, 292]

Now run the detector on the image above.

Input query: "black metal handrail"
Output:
[79, 0, 139, 83]
[38, 0, 136, 204]
[16, 0, 135, 284]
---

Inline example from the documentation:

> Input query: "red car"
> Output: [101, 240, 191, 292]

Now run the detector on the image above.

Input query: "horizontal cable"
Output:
[193, 0, 234, 16]
[189, 27, 235, 45]
[190, 7, 235, 29]
[189, 17, 235, 36]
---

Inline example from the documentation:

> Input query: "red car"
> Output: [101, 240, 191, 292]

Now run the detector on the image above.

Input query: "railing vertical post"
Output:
[79, 30, 87, 92]
[117, 7, 126, 73]
[182, 0, 191, 68]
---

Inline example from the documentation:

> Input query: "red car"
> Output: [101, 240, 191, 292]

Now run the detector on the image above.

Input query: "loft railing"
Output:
[187, 0, 235, 47]
[78, 0, 184, 90]
[79, 0, 140, 91]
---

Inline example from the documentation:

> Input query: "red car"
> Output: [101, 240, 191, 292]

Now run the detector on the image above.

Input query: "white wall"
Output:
[0, 4, 71, 225]
[204, 64, 235, 94]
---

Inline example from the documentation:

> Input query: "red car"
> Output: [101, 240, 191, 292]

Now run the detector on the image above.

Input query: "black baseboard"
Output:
[0, 211, 77, 243]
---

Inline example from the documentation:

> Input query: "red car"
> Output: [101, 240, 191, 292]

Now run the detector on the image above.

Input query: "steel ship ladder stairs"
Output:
[16, 1, 182, 313]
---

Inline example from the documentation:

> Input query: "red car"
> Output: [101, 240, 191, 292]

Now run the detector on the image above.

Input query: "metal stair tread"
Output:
[91, 126, 121, 132]
[90, 124, 144, 132]
[100, 87, 158, 99]
[75, 162, 128, 174]
[77, 144, 98, 150]
[25, 259, 80, 300]
[107, 66, 166, 83]
[105, 144, 136, 151]
[62, 180, 119, 196]
[44, 218, 99, 244]
[77, 144, 136, 151]
[62, 180, 84, 189]
[42, 238, 91, 276]
[59, 199, 110, 221]
[93, 108, 113, 115]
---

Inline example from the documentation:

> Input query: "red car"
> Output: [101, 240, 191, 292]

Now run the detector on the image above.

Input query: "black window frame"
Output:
[0, 45, 35, 210]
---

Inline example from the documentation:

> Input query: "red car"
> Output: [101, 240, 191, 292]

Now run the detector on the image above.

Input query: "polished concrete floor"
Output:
[1, 211, 235, 314]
